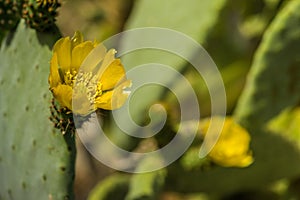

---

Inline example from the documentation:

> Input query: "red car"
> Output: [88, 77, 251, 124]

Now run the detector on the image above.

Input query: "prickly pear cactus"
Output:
[22, 0, 61, 31]
[234, 0, 300, 131]
[0, 21, 75, 199]
[88, 156, 167, 200]
[166, 1, 300, 194]
[88, 174, 130, 200]
[0, 0, 22, 31]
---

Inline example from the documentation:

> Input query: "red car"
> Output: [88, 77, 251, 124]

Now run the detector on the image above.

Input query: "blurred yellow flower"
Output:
[200, 117, 253, 168]
[48, 31, 131, 115]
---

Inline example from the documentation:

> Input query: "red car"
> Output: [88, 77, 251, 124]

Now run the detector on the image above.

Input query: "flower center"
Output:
[65, 70, 103, 104]
[64, 69, 77, 86]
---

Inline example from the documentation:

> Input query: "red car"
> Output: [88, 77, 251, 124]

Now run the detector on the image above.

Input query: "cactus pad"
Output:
[234, 0, 300, 130]
[0, 21, 75, 199]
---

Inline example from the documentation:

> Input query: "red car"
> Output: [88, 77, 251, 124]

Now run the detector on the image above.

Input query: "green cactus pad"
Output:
[88, 156, 167, 200]
[125, 156, 167, 200]
[234, 0, 300, 131]
[88, 174, 130, 200]
[167, 121, 300, 195]
[0, 21, 75, 199]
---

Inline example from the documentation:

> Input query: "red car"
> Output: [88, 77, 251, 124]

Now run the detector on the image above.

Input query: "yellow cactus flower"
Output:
[48, 31, 131, 115]
[200, 117, 254, 168]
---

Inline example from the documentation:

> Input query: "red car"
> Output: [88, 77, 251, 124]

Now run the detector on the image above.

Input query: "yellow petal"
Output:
[48, 53, 61, 88]
[201, 117, 253, 168]
[71, 41, 95, 70]
[213, 153, 253, 168]
[99, 49, 117, 71]
[52, 85, 73, 110]
[94, 49, 117, 77]
[95, 80, 131, 110]
[53, 37, 71, 72]
[236, 154, 254, 167]
[99, 59, 126, 91]
[71, 31, 84, 49]
[80, 43, 107, 72]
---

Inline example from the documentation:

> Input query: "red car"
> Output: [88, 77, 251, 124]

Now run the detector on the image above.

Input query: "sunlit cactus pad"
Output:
[0, 21, 74, 199]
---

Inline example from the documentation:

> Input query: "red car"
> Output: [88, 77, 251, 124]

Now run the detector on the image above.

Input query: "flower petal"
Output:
[95, 49, 117, 76]
[80, 43, 107, 72]
[71, 41, 95, 70]
[48, 53, 61, 88]
[71, 31, 84, 49]
[95, 80, 131, 110]
[53, 37, 71, 72]
[200, 117, 253, 168]
[213, 152, 253, 168]
[52, 85, 73, 110]
[100, 59, 126, 91]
